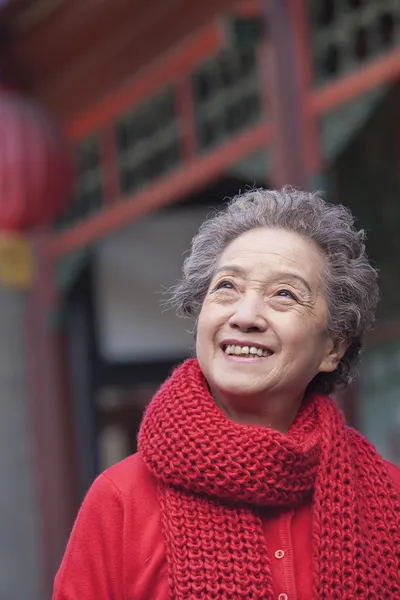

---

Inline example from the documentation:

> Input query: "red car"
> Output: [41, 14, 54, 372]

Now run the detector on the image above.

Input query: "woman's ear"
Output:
[319, 338, 348, 373]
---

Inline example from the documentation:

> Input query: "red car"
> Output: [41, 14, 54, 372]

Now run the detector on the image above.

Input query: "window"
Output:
[308, 0, 400, 83]
[192, 30, 263, 151]
[57, 136, 103, 228]
[116, 89, 180, 194]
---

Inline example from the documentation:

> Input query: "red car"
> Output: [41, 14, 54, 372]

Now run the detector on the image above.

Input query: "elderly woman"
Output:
[53, 187, 400, 600]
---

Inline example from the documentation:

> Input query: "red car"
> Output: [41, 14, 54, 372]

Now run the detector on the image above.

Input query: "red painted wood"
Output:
[16, 0, 146, 83]
[288, 0, 321, 175]
[308, 49, 400, 116]
[26, 234, 78, 595]
[262, 0, 308, 187]
[45, 123, 270, 257]
[43, 0, 185, 115]
[176, 76, 198, 163]
[15, 0, 236, 122]
[66, 22, 224, 140]
[257, 38, 272, 183]
[98, 126, 120, 205]
[233, 0, 261, 18]
[394, 83, 400, 173]
[366, 320, 400, 348]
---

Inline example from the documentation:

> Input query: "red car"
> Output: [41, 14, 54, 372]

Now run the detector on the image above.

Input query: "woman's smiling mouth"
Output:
[221, 342, 274, 359]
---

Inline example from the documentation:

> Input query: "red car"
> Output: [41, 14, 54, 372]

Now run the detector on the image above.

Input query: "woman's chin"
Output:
[201, 353, 279, 401]
[212, 375, 271, 402]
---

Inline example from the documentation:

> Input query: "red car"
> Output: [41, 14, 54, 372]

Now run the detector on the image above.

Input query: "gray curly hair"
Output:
[170, 186, 379, 394]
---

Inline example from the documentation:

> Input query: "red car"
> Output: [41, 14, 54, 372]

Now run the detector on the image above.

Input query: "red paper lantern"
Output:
[0, 89, 74, 232]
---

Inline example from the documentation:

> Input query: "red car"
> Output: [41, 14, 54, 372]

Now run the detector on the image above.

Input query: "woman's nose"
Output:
[228, 296, 268, 332]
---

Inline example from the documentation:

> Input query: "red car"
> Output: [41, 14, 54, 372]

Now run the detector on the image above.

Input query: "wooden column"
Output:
[176, 76, 198, 163]
[263, 0, 321, 187]
[0, 283, 44, 600]
[27, 233, 78, 596]
[0, 231, 76, 599]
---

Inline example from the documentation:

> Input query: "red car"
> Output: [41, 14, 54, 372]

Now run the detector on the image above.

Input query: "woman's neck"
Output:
[212, 389, 305, 433]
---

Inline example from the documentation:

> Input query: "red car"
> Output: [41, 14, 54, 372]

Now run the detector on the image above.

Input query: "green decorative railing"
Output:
[56, 4, 400, 229]
[116, 88, 181, 195]
[56, 135, 103, 229]
[308, 0, 400, 84]
[57, 20, 264, 227]
[192, 37, 262, 151]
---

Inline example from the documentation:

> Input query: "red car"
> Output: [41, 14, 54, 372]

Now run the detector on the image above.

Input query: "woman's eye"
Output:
[215, 280, 235, 291]
[276, 289, 297, 301]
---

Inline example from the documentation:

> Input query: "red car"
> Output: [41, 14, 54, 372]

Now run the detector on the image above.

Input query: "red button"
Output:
[275, 549, 285, 559]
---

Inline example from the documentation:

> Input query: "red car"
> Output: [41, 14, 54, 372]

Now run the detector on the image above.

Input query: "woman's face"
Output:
[196, 227, 342, 411]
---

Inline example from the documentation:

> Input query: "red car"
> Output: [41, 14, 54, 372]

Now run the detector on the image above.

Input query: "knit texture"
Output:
[138, 359, 400, 599]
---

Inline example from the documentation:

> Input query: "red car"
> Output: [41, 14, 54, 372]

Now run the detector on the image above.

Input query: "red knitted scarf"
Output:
[138, 359, 400, 599]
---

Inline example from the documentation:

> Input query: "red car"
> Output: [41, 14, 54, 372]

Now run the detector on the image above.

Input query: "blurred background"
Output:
[0, 0, 399, 598]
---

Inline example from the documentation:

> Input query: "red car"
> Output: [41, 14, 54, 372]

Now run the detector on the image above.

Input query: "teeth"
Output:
[224, 344, 270, 357]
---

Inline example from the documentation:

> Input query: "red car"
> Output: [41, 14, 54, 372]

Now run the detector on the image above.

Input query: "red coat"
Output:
[53, 453, 400, 600]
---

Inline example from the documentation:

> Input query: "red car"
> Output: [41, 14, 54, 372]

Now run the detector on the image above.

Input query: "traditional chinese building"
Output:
[0, 1, 399, 598]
